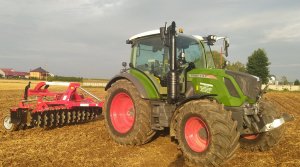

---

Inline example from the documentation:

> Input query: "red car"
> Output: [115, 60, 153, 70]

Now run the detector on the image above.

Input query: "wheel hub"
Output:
[110, 92, 135, 134]
[184, 116, 210, 153]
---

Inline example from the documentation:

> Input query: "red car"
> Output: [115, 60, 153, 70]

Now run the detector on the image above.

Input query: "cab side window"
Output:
[133, 36, 169, 79]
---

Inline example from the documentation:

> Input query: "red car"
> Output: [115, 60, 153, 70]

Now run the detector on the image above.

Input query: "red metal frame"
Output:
[11, 82, 103, 113]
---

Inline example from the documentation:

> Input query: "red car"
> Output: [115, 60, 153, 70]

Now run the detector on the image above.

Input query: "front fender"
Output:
[105, 73, 148, 99]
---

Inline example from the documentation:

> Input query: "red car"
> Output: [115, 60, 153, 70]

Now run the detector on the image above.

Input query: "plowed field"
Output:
[0, 81, 299, 167]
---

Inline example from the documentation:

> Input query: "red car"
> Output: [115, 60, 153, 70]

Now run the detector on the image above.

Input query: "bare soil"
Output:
[0, 85, 299, 167]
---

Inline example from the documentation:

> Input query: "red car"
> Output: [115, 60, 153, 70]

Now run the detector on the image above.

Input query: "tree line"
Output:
[47, 76, 83, 82]
[212, 48, 299, 85]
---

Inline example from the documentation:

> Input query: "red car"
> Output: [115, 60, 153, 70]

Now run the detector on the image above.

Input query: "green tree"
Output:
[246, 48, 270, 84]
[294, 79, 300, 85]
[226, 61, 247, 72]
[211, 51, 226, 69]
[0, 74, 3, 78]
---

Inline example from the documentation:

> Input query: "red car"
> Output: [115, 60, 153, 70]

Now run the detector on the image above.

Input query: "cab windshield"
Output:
[202, 42, 216, 69]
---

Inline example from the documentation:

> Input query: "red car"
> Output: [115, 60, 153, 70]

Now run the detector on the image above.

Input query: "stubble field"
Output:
[0, 80, 299, 167]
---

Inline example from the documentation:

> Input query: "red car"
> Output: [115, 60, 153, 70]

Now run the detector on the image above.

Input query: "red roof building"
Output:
[0, 68, 29, 78]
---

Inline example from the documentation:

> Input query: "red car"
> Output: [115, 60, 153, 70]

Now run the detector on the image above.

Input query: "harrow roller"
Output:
[33, 108, 101, 128]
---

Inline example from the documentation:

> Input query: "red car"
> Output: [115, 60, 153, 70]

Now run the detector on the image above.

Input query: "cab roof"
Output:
[127, 30, 160, 43]
[127, 29, 206, 44]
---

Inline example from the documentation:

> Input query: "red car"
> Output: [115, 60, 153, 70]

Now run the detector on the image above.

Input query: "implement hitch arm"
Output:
[78, 87, 101, 102]
[24, 82, 31, 100]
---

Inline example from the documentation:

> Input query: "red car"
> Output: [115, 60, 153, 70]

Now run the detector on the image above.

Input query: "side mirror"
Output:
[129, 62, 133, 68]
[122, 62, 127, 68]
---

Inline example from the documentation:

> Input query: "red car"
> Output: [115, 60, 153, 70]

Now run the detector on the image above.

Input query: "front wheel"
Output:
[174, 100, 240, 166]
[2, 114, 18, 132]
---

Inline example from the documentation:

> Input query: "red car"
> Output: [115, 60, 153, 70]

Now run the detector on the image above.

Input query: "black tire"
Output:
[2, 114, 18, 132]
[103, 79, 156, 145]
[174, 100, 240, 167]
[239, 99, 284, 151]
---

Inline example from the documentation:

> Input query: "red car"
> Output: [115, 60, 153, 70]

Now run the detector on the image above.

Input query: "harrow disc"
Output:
[49, 112, 55, 127]
[42, 113, 48, 128]
[54, 111, 60, 127]
[59, 110, 65, 126]
[71, 110, 77, 124]
[86, 110, 91, 121]
[66, 111, 72, 124]
[81, 110, 86, 122]
[77, 110, 82, 123]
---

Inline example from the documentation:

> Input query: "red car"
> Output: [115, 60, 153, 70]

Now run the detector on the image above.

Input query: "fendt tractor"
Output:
[103, 22, 293, 166]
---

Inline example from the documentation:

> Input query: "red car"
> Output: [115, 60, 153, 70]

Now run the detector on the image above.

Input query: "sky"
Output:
[0, 0, 299, 81]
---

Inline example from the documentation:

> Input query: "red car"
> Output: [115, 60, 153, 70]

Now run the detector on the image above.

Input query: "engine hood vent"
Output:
[225, 70, 261, 100]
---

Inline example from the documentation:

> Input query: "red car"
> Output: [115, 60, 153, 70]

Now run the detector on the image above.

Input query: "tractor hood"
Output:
[225, 70, 261, 100]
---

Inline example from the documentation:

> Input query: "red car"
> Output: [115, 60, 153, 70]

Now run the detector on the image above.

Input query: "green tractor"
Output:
[103, 22, 293, 166]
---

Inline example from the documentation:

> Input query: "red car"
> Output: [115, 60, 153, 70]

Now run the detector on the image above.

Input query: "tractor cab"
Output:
[127, 30, 218, 97]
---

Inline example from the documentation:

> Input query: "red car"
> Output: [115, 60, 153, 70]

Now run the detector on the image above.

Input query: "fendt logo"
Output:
[199, 82, 213, 93]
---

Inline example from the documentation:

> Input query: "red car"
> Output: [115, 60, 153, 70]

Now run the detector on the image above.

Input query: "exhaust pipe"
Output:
[160, 21, 179, 104]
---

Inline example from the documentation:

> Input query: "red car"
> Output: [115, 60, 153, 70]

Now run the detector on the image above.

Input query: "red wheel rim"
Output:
[110, 92, 135, 134]
[184, 116, 209, 152]
[242, 134, 259, 140]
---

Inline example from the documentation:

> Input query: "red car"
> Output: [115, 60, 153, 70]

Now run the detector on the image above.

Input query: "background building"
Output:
[0, 68, 29, 78]
[29, 67, 49, 80]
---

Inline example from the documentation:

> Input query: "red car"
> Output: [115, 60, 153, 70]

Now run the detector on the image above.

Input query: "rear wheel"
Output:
[174, 100, 240, 166]
[104, 79, 156, 145]
[240, 99, 284, 151]
[2, 114, 18, 132]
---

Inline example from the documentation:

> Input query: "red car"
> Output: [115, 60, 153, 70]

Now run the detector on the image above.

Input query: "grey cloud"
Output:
[0, 0, 299, 80]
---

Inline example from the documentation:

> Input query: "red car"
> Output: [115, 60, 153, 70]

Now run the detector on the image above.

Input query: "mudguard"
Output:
[105, 73, 148, 98]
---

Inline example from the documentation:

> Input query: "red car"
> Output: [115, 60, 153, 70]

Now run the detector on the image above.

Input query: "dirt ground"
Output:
[0, 81, 299, 167]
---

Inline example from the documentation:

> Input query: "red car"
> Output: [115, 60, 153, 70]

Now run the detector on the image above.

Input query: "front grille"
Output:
[225, 70, 261, 100]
